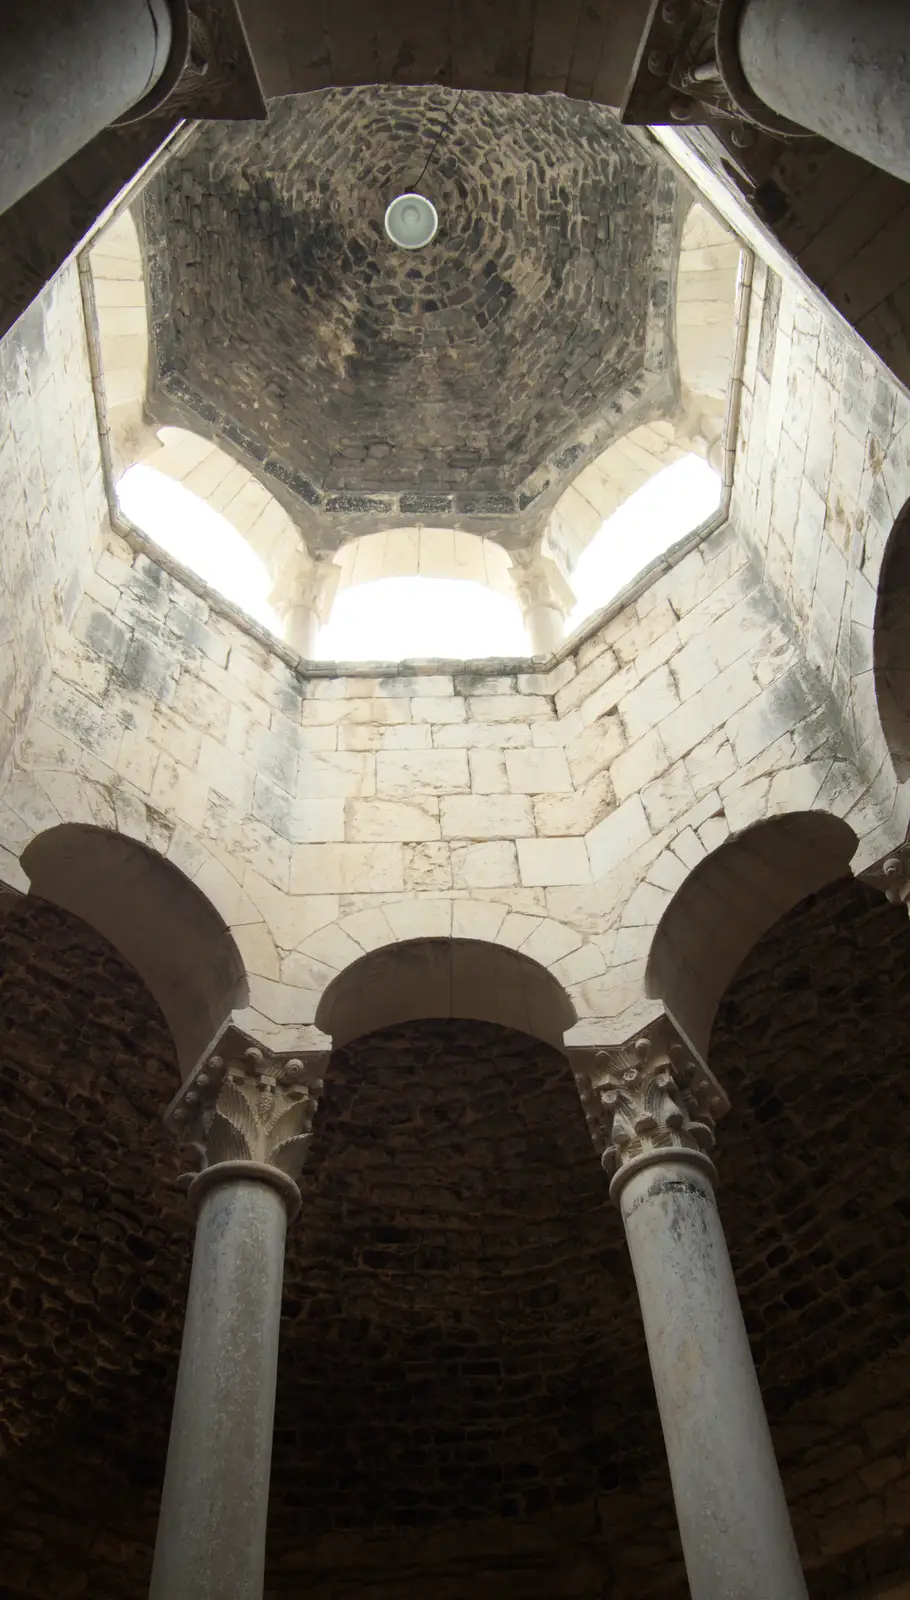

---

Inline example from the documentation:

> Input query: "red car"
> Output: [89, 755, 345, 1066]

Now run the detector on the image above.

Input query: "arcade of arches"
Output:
[2, 7, 910, 1600]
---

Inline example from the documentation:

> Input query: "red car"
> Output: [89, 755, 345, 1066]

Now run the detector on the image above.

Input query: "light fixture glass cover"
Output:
[384, 192, 439, 250]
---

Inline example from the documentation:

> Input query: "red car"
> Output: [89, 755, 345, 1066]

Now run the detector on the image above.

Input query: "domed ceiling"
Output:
[141, 87, 684, 550]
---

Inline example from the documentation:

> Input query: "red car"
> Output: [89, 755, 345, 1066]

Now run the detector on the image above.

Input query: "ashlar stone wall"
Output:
[0, 263, 105, 782]
[0, 504, 888, 1062]
[733, 259, 910, 856]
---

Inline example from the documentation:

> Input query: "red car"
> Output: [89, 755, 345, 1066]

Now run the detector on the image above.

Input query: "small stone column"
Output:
[509, 548, 575, 657]
[720, 0, 910, 184]
[580, 1024, 807, 1600]
[271, 558, 339, 659]
[150, 1029, 324, 1600]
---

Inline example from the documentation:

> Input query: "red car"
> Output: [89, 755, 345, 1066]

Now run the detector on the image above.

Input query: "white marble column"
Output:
[582, 1024, 807, 1600]
[150, 1029, 324, 1600]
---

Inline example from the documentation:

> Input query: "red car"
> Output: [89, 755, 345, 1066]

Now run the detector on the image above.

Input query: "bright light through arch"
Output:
[566, 454, 721, 633]
[315, 576, 532, 661]
[117, 464, 282, 634]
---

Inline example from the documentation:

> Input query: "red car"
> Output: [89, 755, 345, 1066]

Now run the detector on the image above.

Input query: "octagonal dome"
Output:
[142, 87, 684, 549]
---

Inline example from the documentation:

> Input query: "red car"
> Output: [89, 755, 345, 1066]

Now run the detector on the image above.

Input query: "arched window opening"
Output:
[315, 575, 532, 661]
[117, 463, 282, 635]
[565, 454, 721, 632]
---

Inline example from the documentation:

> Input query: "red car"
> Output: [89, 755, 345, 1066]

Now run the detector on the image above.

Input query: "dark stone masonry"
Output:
[142, 87, 680, 533]
[3, 877, 910, 1595]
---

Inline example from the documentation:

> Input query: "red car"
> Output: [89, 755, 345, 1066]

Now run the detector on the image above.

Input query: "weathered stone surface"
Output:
[141, 89, 680, 544]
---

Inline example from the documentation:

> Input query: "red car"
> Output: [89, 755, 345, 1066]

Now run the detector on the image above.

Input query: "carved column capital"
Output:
[166, 1026, 326, 1218]
[576, 1018, 729, 1202]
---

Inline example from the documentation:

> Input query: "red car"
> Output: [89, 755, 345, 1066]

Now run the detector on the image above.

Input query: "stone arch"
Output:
[873, 495, 910, 782]
[645, 812, 858, 1060]
[315, 936, 576, 1052]
[19, 823, 248, 1075]
[331, 527, 514, 598]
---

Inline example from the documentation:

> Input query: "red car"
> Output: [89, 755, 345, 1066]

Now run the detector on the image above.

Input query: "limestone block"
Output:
[376, 749, 470, 798]
[297, 921, 365, 971]
[468, 695, 552, 722]
[300, 725, 340, 751]
[564, 716, 626, 786]
[469, 750, 509, 794]
[660, 657, 757, 764]
[550, 942, 606, 987]
[433, 722, 532, 749]
[171, 671, 233, 739]
[554, 648, 620, 717]
[253, 776, 345, 844]
[505, 747, 572, 794]
[496, 912, 543, 950]
[517, 837, 591, 886]
[150, 752, 209, 831]
[451, 841, 519, 888]
[196, 735, 254, 813]
[279, 948, 339, 991]
[335, 907, 396, 952]
[532, 709, 584, 748]
[248, 721, 298, 796]
[452, 900, 508, 943]
[246, 974, 319, 1026]
[345, 797, 441, 842]
[242, 869, 339, 951]
[338, 724, 432, 751]
[724, 668, 814, 766]
[193, 854, 261, 927]
[618, 666, 680, 743]
[519, 918, 583, 967]
[301, 697, 411, 725]
[44, 679, 124, 766]
[440, 795, 535, 840]
[620, 880, 673, 927]
[610, 727, 670, 803]
[404, 842, 453, 889]
[410, 697, 466, 723]
[586, 794, 651, 880]
[203, 805, 292, 892]
[578, 663, 639, 729]
[533, 772, 614, 836]
[683, 729, 738, 797]
[641, 761, 697, 833]
[384, 899, 453, 942]
[233, 920, 281, 981]
[291, 843, 405, 895]
[298, 750, 375, 798]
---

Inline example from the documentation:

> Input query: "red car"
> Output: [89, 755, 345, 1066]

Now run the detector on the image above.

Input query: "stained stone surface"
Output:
[142, 87, 680, 539]
[5, 881, 910, 1595]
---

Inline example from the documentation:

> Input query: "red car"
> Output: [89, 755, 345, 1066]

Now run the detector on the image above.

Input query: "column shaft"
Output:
[524, 602, 566, 657]
[149, 1176, 288, 1600]
[737, 0, 910, 183]
[1, 0, 177, 218]
[619, 1156, 807, 1600]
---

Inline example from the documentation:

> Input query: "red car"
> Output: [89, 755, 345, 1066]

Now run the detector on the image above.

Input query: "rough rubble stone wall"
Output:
[0, 264, 106, 781]
[5, 881, 910, 1595]
[732, 260, 910, 854]
[0, 513, 887, 1053]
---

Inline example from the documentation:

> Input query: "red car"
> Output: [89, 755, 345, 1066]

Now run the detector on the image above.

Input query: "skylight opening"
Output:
[117, 464, 282, 635]
[566, 454, 721, 634]
[314, 577, 532, 661]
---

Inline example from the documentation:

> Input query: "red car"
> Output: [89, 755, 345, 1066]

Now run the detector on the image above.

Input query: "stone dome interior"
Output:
[141, 87, 682, 545]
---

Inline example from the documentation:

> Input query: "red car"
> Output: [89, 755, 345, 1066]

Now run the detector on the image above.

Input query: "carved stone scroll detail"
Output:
[167, 1026, 326, 1180]
[577, 1020, 730, 1182]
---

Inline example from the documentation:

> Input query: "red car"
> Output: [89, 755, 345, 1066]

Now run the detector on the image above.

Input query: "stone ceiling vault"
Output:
[141, 87, 683, 551]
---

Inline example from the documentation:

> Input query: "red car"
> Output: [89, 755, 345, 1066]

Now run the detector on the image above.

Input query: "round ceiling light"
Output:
[384, 192, 439, 250]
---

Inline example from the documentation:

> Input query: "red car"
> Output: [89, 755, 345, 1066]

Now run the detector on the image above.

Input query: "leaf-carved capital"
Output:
[576, 1018, 729, 1198]
[166, 1026, 327, 1183]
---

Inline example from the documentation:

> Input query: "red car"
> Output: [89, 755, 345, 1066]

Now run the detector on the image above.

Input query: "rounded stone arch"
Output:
[645, 812, 858, 1060]
[315, 937, 577, 1052]
[873, 495, 910, 782]
[19, 824, 248, 1076]
[331, 526, 515, 598]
